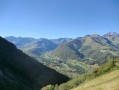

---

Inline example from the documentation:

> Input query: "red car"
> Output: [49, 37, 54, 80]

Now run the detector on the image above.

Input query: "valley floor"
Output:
[72, 70, 119, 90]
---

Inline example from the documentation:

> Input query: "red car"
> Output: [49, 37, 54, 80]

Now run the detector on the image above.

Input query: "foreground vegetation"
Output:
[41, 58, 119, 90]
[73, 70, 119, 90]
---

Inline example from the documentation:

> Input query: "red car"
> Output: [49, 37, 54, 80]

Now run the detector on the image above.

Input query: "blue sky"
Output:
[0, 0, 119, 38]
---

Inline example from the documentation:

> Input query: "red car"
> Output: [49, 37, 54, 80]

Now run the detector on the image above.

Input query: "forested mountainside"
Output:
[0, 36, 69, 90]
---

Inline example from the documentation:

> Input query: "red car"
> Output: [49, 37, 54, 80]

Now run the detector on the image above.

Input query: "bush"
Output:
[41, 85, 54, 90]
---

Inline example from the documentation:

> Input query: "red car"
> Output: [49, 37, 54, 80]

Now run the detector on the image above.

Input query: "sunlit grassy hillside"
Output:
[72, 70, 119, 90]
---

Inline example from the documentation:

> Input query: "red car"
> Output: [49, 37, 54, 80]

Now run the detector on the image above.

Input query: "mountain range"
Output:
[5, 36, 72, 57]
[5, 32, 119, 78]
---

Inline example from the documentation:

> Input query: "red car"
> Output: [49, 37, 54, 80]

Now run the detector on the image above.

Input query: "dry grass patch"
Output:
[72, 70, 119, 90]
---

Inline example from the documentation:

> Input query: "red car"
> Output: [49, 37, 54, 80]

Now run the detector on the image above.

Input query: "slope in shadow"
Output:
[0, 36, 69, 90]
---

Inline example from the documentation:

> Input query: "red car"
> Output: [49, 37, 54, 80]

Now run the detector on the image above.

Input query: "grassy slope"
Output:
[72, 70, 119, 90]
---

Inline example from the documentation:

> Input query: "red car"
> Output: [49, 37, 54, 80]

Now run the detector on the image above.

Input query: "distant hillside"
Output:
[20, 38, 58, 57]
[5, 36, 71, 57]
[51, 38, 72, 45]
[5, 36, 37, 48]
[52, 34, 119, 65]
[0, 36, 69, 90]
[52, 38, 84, 60]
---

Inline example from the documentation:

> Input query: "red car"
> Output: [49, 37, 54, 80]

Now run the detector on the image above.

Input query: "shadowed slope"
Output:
[0, 37, 69, 90]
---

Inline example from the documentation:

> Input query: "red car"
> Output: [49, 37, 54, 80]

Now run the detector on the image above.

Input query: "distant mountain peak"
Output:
[105, 32, 119, 37]
[103, 32, 119, 46]
[91, 34, 100, 37]
[84, 34, 100, 38]
[108, 32, 117, 35]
